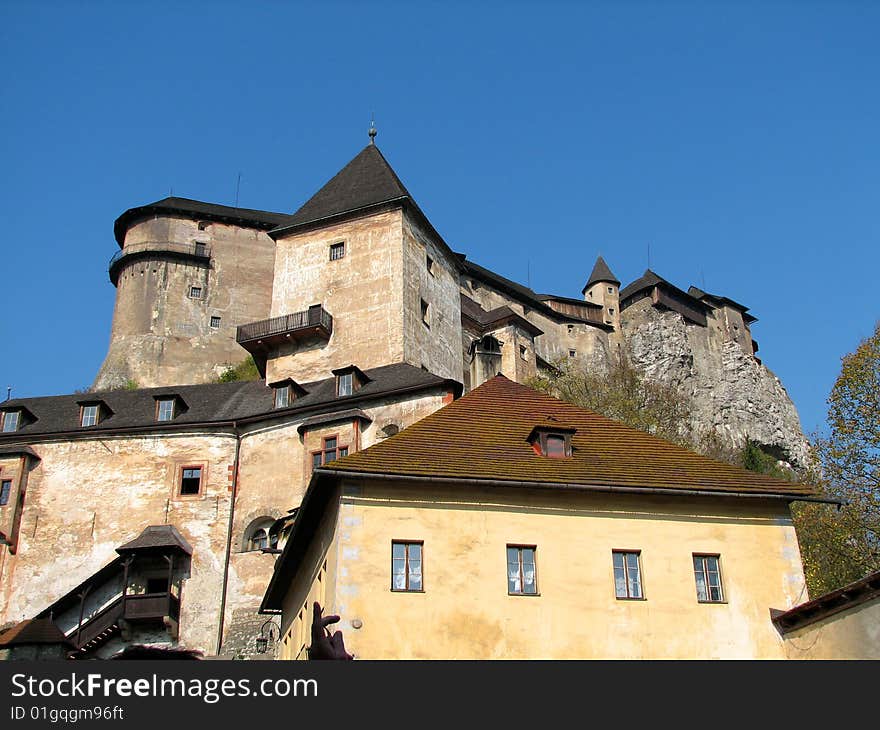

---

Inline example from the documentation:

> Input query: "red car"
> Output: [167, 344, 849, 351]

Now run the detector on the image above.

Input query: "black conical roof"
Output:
[283, 144, 413, 229]
[582, 255, 620, 292]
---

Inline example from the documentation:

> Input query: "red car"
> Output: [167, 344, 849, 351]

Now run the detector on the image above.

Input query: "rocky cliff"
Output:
[621, 301, 810, 467]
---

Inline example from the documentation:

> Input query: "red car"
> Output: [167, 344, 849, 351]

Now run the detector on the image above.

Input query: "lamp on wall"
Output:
[255, 618, 280, 654]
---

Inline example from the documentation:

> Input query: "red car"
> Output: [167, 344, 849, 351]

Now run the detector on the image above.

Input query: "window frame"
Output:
[426, 254, 434, 276]
[507, 544, 539, 596]
[310, 434, 349, 471]
[420, 299, 430, 329]
[1, 410, 20, 433]
[274, 384, 291, 409]
[693, 553, 725, 604]
[178, 464, 204, 497]
[0, 479, 11, 506]
[391, 540, 424, 593]
[329, 241, 346, 261]
[612, 550, 645, 600]
[80, 404, 100, 428]
[156, 398, 176, 422]
[336, 372, 353, 397]
[209, 315, 221, 329]
[529, 427, 575, 458]
[189, 285, 203, 299]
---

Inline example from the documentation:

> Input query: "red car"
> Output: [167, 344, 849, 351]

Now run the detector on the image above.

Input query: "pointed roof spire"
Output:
[582, 255, 620, 293]
[368, 115, 377, 144]
[280, 144, 412, 231]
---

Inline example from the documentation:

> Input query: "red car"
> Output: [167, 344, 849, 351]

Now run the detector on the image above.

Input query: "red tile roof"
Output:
[323, 376, 819, 497]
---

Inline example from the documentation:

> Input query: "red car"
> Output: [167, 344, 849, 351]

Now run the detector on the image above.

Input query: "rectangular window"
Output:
[1, 411, 20, 432]
[0, 480, 11, 506]
[329, 242, 345, 261]
[421, 299, 430, 328]
[194, 241, 208, 256]
[80, 404, 99, 427]
[519, 345, 528, 361]
[568, 349, 576, 358]
[391, 541, 423, 591]
[156, 399, 175, 422]
[274, 385, 290, 409]
[613, 551, 643, 599]
[210, 316, 221, 328]
[507, 545, 538, 595]
[337, 372, 353, 397]
[426, 254, 434, 275]
[311, 436, 348, 470]
[693, 554, 724, 603]
[189, 285, 202, 299]
[180, 466, 202, 495]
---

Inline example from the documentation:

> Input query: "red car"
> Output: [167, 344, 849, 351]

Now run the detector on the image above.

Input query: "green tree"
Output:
[793, 321, 880, 595]
[218, 357, 261, 383]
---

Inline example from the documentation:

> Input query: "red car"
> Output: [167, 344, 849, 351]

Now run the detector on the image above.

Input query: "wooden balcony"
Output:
[71, 591, 181, 652]
[236, 305, 333, 360]
[108, 241, 211, 285]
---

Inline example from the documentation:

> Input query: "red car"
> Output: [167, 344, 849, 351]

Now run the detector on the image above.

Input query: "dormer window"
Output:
[528, 426, 576, 458]
[77, 400, 111, 428]
[1, 410, 21, 433]
[157, 398, 175, 422]
[269, 378, 307, 409]
[338, 372, 353, 397]
[80, 404, 100, 427]
[332, 366, 369, 398]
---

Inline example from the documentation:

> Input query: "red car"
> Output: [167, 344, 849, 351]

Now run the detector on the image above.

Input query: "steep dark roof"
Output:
[116, 525, 193, 555]
[688, 286, 758, 324]
[460, 295, 544, 337]
[583, 255, 620, 291]
[320, 376, 820, 497]
[0, 364, 457, 440]
[113, 197, 291, 247]
[280, 144, 413, 230]
[0, 619, 72, 648]
[463, 260, 613, 330]
[619, 269, 666, 301]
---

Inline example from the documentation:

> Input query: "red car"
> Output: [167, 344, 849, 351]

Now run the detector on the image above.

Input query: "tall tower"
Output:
[582, 256, 621, 330]
[94, 198, 285, 390]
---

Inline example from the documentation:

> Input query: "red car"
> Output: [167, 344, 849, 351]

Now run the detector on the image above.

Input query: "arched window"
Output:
[244, 517, 278, 552]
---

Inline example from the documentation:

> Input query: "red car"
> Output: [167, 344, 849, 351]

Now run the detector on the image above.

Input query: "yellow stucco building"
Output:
[262, 376, 834, 659]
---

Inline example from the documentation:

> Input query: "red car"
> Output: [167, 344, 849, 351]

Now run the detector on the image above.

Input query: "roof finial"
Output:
[368, 113, 377, 144]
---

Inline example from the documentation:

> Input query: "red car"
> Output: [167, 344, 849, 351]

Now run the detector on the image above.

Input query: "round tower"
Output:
[582, 255, 621, 331]
[93, 198, 284, 390]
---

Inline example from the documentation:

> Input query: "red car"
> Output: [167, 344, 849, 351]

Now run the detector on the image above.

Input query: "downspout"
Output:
[216, 421, 242, 656]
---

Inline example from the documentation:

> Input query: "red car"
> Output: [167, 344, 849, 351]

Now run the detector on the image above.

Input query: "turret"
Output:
[582, 256, 621, 329]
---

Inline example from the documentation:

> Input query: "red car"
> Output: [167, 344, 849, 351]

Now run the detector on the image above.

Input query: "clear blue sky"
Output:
[1, 1, 877, 437]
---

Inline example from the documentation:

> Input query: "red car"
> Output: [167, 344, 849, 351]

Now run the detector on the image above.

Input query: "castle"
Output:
[0, 135, 811, 658]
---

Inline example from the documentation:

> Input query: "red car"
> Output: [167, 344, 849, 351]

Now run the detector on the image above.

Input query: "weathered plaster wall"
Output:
[400, 214, 462, 381]
[95, 216, 276, 389]
[460, 277, 612, 373]
[782, 599, 880, 659]
[0, 434, 237, 654]
[621, 300, 809, 464]
[293, 482, 805, 659]
[267, 211, 405, 384]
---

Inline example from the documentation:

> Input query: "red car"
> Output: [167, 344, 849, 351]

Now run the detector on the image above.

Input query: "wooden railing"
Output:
[236, 306, 333, 343]
[69, 591, 180, 649]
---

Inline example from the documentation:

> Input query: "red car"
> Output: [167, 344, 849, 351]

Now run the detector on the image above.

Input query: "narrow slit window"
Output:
[421, 299, 430, 328]
[0, 479, 11, 506]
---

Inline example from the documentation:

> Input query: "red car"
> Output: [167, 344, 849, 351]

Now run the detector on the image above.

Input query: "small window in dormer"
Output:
[528, 426, 576, 458]
[80, 404, 100, 427]
[329, 242, 345, 261]
[1, 410, 21, 433]
[274, 384, 290, 409]
[337, 372, 353, 397]
[157, 398, 175, 422]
